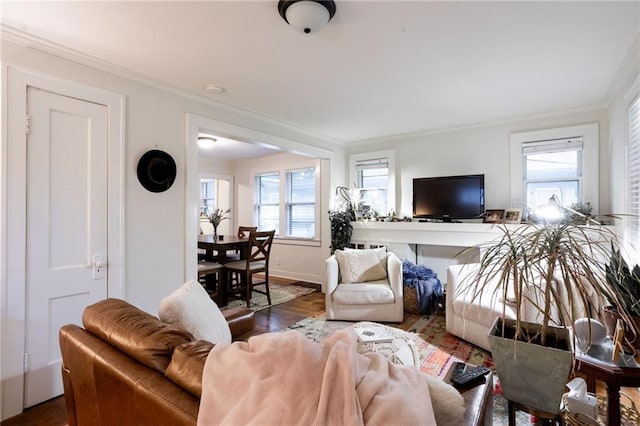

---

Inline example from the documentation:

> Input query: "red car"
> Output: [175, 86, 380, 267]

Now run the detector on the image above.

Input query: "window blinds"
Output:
[355, 158, 388, 171]
[628, 93, 640, 245]
[522, 137, 583, 154]
[286, 167, 316, 238]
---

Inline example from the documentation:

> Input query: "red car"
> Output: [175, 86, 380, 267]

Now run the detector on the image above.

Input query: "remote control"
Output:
[451, 362, 466, 377]
[451, 366, 490, 387]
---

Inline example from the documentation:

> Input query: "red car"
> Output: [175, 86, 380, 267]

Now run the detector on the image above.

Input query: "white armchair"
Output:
[325, 250, 404, 323]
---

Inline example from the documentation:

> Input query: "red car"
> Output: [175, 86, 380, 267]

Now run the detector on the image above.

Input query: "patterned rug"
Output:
[287, 313, 493, 376]
[286, 313, 535, 425]
[222, 282, 315, 311]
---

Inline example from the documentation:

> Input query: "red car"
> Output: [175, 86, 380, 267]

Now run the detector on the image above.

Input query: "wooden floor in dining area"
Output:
[0, 286, 325, 426]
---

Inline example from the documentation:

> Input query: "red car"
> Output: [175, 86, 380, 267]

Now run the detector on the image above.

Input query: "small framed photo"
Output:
[504, 208, 523, 224]
[483, 209, 505, 223]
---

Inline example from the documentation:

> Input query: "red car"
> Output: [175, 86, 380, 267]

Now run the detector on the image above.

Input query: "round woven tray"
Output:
[562, 392, 639, 426]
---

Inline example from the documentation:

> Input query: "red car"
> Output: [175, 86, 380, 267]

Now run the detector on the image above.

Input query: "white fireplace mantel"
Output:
[351, 221, 511, 248]
[349, 221, 617, 287]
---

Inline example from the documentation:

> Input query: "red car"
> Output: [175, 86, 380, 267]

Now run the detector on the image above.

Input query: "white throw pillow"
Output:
[159, 280, 231, 344]
[345, 247, 388, 273]
[335, 249, 388, 283]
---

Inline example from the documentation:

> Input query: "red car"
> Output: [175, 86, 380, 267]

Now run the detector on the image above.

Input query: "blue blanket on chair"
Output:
[402, 260, 443, 315]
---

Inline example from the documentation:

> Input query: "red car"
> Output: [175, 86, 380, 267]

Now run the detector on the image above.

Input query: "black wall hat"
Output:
[137, 149, 177, 193]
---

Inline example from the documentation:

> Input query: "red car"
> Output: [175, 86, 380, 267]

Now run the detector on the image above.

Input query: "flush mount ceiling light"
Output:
[197, 136, 217, 150]
[278, 0, 336, 34]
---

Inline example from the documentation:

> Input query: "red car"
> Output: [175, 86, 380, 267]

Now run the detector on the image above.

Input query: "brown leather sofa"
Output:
[59, 298, 255, 426]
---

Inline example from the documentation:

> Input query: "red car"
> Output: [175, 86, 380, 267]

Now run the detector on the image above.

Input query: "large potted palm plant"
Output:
[460, 220, 633, 415]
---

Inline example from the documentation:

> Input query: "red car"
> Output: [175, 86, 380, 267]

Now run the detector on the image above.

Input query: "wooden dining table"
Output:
[198, 234, 249, 306]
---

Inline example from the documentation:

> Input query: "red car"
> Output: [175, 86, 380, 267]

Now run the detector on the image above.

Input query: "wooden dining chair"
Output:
[237, 226, 257, 239]
[224, 226, 257, 262]
[224, 230, 275, 307]
[198, 260, 224, 303]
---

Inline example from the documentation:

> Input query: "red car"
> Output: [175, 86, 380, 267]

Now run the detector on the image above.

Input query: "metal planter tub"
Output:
[488, 317, 573, 415]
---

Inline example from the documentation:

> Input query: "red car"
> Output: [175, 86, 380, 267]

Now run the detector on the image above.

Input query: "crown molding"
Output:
[0, 24, 343, 147]
[2, 24, 617, 150]
[349, 103, 608, 147]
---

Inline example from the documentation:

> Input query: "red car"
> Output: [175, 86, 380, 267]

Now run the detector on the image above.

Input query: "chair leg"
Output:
[264, 273, 271, 305]
[244, 272, 251, 308]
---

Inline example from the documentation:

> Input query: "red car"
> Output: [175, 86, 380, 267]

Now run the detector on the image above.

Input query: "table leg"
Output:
[217, 267, 229, 306]
[205, 248, 215, 261]
[606, 383, 621, 426]
[508, 400, 516, 426]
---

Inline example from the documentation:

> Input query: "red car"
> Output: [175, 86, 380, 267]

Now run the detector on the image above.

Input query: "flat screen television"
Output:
[412, 174, 485, 221]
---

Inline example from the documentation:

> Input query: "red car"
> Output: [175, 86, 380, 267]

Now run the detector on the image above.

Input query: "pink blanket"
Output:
[197, 330, 436, 425]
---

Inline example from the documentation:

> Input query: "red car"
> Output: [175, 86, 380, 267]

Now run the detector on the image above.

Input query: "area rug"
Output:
[286, 313, 535, 425]
[287, 313, 492, 376]
[222, 282, 315, 311]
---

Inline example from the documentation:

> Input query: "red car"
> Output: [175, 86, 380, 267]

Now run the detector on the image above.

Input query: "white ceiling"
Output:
[197, 132, 278, 159]
[2, 1, 639, 153]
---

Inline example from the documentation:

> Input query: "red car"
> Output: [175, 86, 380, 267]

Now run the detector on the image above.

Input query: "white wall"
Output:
[346, 108, 610, 218]
[199, 157, 234, 176]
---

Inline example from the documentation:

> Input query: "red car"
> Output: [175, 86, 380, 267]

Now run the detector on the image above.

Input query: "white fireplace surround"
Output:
[349, 221, 520, 288]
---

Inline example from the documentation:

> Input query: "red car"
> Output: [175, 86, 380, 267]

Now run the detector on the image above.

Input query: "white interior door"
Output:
[24, 87, 108, 407]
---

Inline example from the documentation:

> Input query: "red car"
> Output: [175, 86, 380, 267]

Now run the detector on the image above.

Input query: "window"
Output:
[355, 158, 389, 216]
[254, 172, 280, 233]
[522, 137, 583, 209]
[628, 93, 640, 247]
[286, 168, 316, 238]
[200, 178, 217, 215]
[510, 124, 599, 214]
[349, 150, 396, 218]
[253, 163, 320, 241]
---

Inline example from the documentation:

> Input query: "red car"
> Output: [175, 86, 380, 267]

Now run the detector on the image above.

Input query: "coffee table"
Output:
[445, 362, 494, 426]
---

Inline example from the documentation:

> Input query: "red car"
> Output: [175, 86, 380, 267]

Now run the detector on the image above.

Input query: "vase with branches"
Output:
[207, 208, 231, 238]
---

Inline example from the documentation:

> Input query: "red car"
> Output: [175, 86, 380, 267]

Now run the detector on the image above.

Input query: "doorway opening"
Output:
[199, 174, 234, 236]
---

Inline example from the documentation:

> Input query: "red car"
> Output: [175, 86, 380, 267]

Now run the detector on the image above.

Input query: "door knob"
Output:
[92, 254, 106, 280]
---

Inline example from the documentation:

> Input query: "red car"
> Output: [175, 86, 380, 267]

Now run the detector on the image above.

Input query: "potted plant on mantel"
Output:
[329, 186, 355, 254]
[459, 220, 634, 415]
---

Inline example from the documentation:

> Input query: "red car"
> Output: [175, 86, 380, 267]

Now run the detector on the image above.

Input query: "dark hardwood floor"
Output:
[1, 288, 326, 426]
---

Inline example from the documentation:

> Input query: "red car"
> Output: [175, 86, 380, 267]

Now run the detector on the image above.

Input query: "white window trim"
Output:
[349, 149, 396, 214]
[510, 123, 599, 213]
